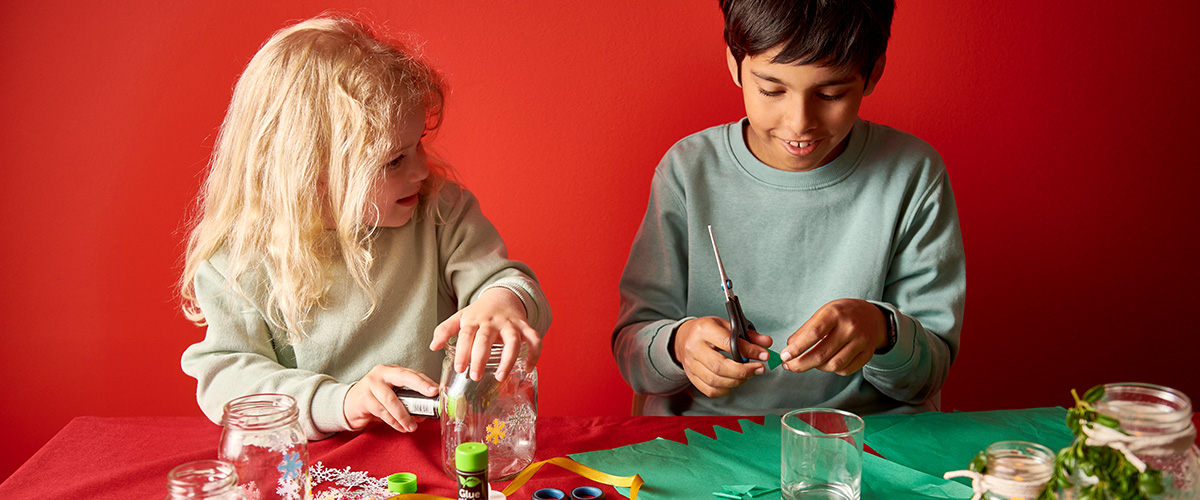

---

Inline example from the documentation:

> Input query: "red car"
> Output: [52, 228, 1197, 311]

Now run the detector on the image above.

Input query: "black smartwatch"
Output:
[874, 305, 898, 355]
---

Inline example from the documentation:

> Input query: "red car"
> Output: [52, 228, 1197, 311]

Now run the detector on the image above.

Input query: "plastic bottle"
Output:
[456, 442, 488, 500]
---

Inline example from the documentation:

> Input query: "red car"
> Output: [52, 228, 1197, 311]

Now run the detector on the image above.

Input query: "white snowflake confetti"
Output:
[308, 462, 391, 500]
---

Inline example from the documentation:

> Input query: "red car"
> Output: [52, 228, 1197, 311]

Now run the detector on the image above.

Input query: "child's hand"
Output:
[673, 316, 773, 398]
[343, 364, 439, 433]
[430, 287, 541, 382]
[779, 298, 888, 375]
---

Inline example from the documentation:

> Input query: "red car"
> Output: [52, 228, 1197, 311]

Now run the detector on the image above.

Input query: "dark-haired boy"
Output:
[613, 0, 965, 416]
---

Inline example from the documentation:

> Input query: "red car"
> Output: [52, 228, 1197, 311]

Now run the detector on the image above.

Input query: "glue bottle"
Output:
[456, 442, 488, 500]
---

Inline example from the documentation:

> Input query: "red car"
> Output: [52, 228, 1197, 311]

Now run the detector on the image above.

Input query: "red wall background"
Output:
[2, 0, 1198, 482]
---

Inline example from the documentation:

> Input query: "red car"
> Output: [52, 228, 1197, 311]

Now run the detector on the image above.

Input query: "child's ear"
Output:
[863, 54, 886, 96]
[726, 47, 742, 88]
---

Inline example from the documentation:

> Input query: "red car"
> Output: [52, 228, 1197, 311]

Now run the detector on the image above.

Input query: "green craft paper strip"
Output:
[570, 415, 978, 500]
[765, 349, 782, 370]
[861, 407, 1073, 482]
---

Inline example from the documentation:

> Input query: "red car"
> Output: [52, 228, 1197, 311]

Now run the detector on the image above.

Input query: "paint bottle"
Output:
[394, 388, 440, 418]
[456, 442, 488, 500]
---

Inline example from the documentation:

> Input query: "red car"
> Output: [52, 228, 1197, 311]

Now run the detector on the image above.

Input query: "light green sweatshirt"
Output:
[613, 118, 965, 416]
[182, 185, 550, 439]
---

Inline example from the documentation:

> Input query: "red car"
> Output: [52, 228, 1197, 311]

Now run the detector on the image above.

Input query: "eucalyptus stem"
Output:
[1041, 385, 1165, 500]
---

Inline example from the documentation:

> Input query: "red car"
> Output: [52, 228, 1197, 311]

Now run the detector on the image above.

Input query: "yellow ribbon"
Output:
[387, 457, 642, 500]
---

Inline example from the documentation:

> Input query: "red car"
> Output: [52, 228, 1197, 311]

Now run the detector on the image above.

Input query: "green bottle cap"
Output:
[455, 442, 488, 473]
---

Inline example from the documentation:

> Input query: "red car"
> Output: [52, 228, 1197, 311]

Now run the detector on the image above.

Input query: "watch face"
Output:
[874, 306, 898, 354]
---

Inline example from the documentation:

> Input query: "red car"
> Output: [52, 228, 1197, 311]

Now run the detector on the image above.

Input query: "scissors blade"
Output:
[707, 225, 734, 300]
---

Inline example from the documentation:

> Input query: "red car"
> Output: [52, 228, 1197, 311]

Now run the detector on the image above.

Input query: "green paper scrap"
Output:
[765, 349, 782, 370]
[721, 485, 756, 494]
[571, 408, 1071, 500]
[721, 484, 779, 498]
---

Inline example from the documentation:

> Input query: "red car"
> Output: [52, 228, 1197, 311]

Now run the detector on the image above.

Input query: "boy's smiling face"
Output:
[729, 45, 883, 172]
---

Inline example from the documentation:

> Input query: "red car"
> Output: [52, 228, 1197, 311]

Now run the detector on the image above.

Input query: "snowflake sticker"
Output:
[278, 451, 304, 480]
[239, 481, 262, 500]
[276, 477, 301, 500]
[486, 418, 507, 445]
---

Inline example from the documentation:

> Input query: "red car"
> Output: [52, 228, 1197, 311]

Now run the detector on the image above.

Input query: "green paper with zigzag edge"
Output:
[569, 408, 1071, 500]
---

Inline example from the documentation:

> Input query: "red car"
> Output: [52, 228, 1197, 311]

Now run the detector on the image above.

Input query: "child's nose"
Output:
[409, 156, 430, 183]
[784, 98, 817, 133]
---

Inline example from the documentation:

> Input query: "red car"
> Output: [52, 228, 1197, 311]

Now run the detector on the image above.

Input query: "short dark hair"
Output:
[720, 0, 895, 80]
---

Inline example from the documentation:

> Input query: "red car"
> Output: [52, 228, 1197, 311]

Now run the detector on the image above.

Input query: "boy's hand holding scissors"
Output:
[671, 226, 774, 398]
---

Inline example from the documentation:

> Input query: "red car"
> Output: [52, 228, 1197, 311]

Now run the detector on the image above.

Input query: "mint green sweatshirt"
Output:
[613, 118, 965, 416]
[182, 185, 551, 439]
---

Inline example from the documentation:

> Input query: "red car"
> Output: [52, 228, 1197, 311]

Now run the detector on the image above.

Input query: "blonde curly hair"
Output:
[180, 15, 450, 343]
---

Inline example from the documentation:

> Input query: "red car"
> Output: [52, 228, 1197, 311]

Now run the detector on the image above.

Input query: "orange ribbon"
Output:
[388, 456, 642, 500]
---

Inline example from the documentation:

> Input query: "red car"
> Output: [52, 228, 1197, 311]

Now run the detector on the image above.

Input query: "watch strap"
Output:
[873, 304, 898, 355]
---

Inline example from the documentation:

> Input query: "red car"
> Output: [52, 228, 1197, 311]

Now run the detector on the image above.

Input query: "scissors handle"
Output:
[725, 296, 752, 362]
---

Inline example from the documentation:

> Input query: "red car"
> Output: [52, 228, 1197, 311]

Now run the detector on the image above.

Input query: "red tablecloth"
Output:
[4, 413, 1197, 500]
[0, 415, 757, 500]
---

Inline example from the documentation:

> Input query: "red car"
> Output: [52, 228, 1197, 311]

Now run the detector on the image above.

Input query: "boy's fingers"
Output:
[780, 316, 834, 363]
[702, 351, 762, 384]
[747, 329, 773, 348]
[689, 358, 762, 397]
[738, 337, 770, 362]
[835, 349, 874, 377]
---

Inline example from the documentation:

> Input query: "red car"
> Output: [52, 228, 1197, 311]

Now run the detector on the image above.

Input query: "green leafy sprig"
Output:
[1042, 385, 1164, 500]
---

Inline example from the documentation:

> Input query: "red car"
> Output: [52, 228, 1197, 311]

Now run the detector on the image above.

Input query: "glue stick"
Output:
[456, 442, 488, 500]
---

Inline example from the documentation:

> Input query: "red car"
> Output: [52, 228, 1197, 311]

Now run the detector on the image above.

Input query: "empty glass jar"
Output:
[439, 342, 538, 481]
[219, 394, 309, 500]
[165, 460, 245, 500]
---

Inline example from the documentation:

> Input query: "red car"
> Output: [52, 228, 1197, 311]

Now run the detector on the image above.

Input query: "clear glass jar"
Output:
[165, 460, 245, 500]
[981, 441, 1053, 500]
[1063, 382, 1199, 500]
[219, 394, 310, 500]
[439, 342, 538, 481]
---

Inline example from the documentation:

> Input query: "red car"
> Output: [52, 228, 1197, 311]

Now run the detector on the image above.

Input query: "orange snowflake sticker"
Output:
[485, 418, 507, 445]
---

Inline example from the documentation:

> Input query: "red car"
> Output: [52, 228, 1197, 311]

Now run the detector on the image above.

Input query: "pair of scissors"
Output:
[707, 225, 755, 363]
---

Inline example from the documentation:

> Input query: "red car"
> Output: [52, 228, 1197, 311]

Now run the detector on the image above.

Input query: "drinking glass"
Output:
[781, 408, 864, 500]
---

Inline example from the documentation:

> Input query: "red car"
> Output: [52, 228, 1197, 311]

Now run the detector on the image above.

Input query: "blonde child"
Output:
[179, 16, 550, 439]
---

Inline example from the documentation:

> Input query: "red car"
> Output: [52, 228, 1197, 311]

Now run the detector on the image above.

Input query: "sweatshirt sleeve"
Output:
[180, 260, 353, 440]
[612, 167, 695, 395]
[437, 187, 551, 335]
[862, 171, 966, 406]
